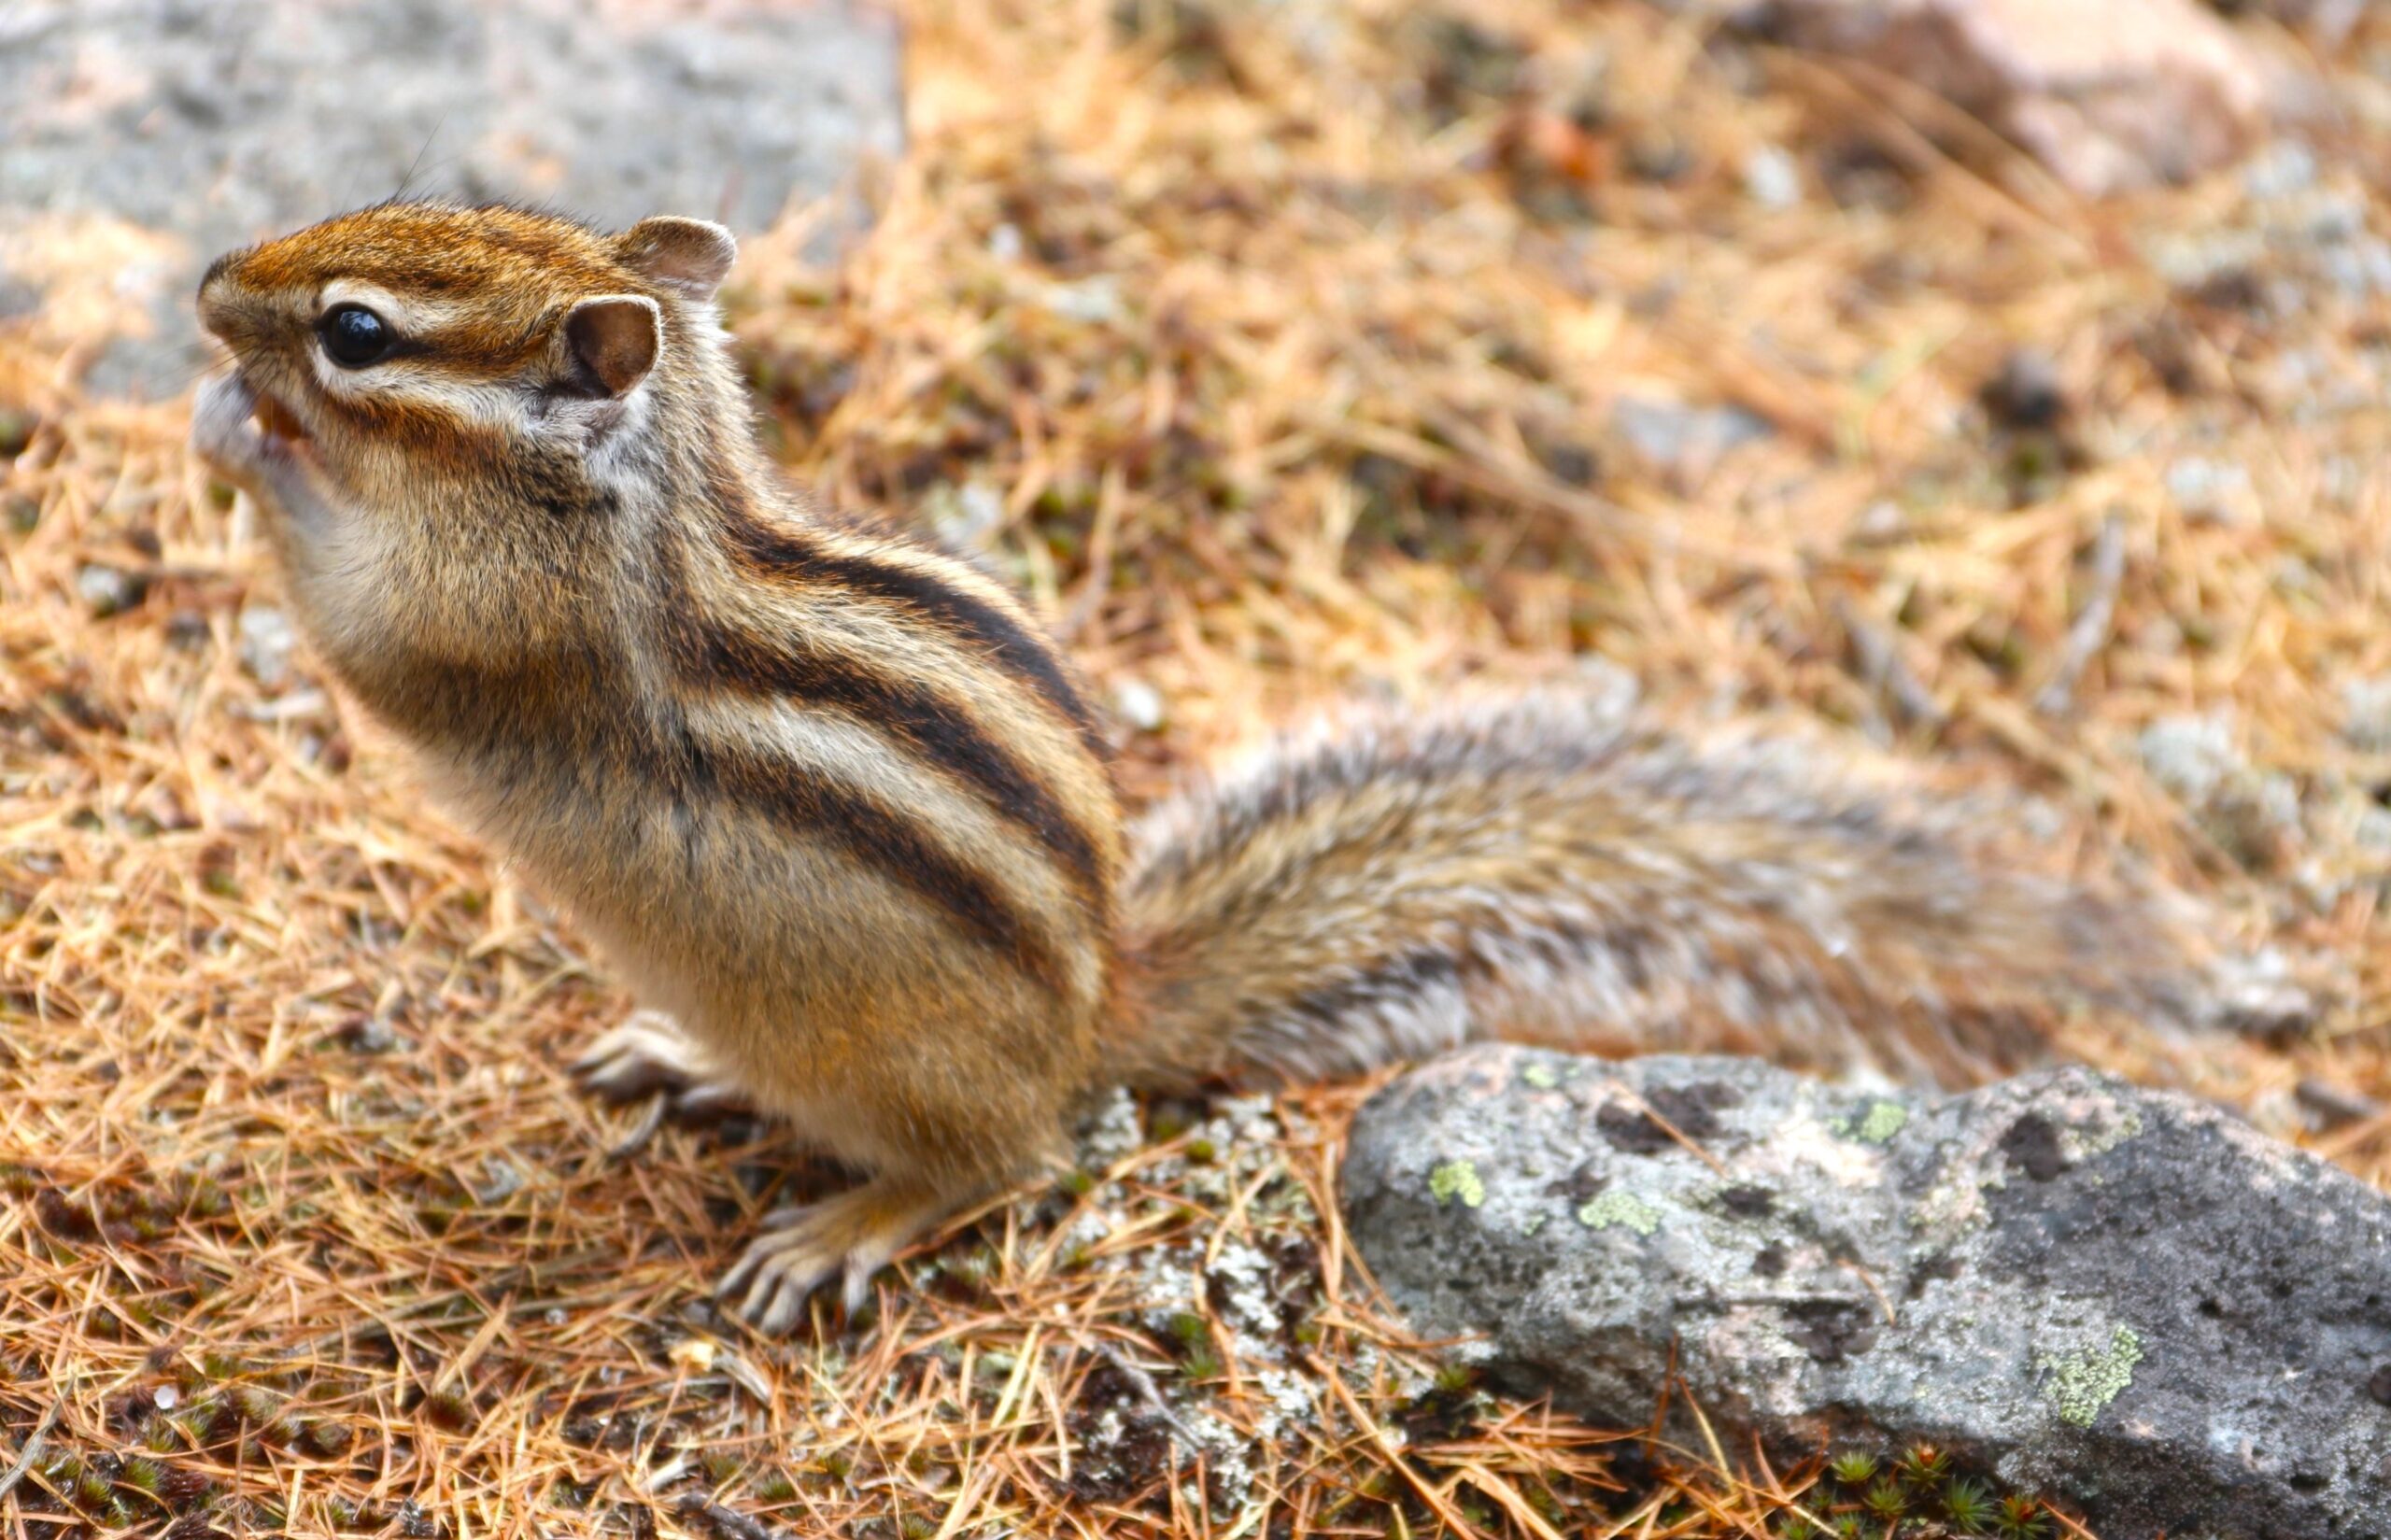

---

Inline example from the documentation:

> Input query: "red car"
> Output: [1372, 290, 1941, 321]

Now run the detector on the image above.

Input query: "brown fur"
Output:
[190, 202, 2284, 1332]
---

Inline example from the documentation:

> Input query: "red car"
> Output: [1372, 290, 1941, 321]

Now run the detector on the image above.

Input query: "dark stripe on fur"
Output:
[708, 474, 1107, 751]
[706, 736, 1069, 994]
[683, 619, 1107, 897]
[1285, 948, 1464, 1032]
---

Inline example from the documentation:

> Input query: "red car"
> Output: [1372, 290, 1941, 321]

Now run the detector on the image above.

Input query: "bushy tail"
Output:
[1105, 690, 2304, 1093]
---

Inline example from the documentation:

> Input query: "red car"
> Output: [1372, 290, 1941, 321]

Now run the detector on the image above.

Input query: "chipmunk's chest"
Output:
[388, 637, 1111, 1108]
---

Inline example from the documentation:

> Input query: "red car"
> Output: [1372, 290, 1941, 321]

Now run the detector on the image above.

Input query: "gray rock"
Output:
[2165, 455, 2257, 525]
[2242, 138, 2319, 201]
[1109, 677, 1168, 735]
[2346, 677, 2391, 755]
[1741, 145, 1803, 211]
[1761, 0, 2266, 196]
[1341, 1045, 2391, 1539]
[0, 0, 906, 397]
[1611, 396, 1773, 476]
[74, 563, 140, 616]
[236, 604, 296, 690]
[2136, 709, 2305, 873]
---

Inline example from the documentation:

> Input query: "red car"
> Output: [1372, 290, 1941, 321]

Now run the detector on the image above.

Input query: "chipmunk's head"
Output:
[192, 202, 735, 514]
[190, 203, 739, 681]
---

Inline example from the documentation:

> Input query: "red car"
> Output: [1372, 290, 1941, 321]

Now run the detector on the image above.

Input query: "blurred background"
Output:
[2, 0, 2387, 1535]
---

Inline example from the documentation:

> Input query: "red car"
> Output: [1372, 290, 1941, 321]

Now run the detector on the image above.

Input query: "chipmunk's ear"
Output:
[614, 216, 738, 301]
[564, 294, 662, 396]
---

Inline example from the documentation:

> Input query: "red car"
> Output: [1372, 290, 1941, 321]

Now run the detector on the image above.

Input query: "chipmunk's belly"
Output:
[527, 798, 1069, 1159]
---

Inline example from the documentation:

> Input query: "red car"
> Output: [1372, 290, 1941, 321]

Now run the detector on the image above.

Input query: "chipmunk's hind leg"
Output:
[573, 1010, 755, 1123]
[717, 1176, 964, 1335]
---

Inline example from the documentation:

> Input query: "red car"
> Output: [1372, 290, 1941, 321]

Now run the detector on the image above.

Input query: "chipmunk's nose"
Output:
[195, 277, 235, 344]
[194, 248, 260, 345]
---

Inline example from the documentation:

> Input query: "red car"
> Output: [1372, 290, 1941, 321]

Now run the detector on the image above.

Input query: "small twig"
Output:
[2295, 1078, 2382, 1131]
[2318, 1103, 2391, 1161]
[644, 1453, 695, 1494]
[1833, 595, 1945, 733]
[674, 1493, 786, 1540]
[1057, 463, 1128, 643]
[2034, 512, 2127, 715]
[1312, 1359, 1487, 1538]
[1609, 1087, 1732, 1180]
[0, 1401, 64, 1503]
[1839, 1259, 1900, 1329]
[1093, 1341, 1202, 1448]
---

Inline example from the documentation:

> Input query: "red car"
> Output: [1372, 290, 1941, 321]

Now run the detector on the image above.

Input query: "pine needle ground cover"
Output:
[4, 1, 2386, 1534]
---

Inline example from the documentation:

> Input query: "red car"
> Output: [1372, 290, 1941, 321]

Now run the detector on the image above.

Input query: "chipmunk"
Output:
[189, 202, 2298, 1335]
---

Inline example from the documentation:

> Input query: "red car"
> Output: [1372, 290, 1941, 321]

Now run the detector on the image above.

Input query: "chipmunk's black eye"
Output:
[318, 304, 392, 368]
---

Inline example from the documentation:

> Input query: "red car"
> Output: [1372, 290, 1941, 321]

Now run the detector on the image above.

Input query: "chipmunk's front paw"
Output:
[716, 1179, 954, 1335]
[191, 372, 331, 530]
[573, 1010, 753, 1148]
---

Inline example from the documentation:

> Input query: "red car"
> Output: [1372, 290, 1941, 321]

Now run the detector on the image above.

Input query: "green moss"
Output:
[1897, 1443, 1951, 1486]
[1576, 1191, 1660, 1236]
[118, 1457, 164, 1494]
[1428, 1159, 1485, 1209]
[1861, 1478, 1909, 1519]
[1993, 1493, 2052, 1539]
[2040, 1325, 2143, 1426]
[1943, 1477, 1996, 1531]
[1520, 1063, 1560, 1090]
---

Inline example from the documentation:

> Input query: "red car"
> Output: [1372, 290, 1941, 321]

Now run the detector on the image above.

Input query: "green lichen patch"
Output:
[1576, 1191, 1661, 1236]
[1428, 1159, 1485, 1209]
[1853, 1101, 1908, 1144]
[2039, 1326, 2144, 1426]
[1833, 1100, 1909, 1143]
[1520, 1062, 1561, 1090]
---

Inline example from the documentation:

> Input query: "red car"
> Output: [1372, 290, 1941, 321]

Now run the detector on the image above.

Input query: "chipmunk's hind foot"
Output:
[573, 1010, 755, 1132]
[717, 1178, 958, 1335]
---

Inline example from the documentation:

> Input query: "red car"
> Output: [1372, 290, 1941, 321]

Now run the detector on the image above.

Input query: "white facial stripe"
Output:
[304, 346, 531, 432]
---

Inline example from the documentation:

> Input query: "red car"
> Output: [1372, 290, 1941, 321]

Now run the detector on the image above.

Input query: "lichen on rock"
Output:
[1340, 1046, 2391, 1538]
[1428, 1159, 1484, 1209]
[1575, 1191, 1661, 1235]
[2039, 1325, 2145, 1428]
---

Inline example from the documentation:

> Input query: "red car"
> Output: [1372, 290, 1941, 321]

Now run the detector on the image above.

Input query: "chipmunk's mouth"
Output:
[191, 372, 318, 490]
[250, 386, 311, 449]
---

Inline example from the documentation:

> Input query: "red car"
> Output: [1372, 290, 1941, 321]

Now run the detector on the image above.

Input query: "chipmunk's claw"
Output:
[569, 1004, 745, 1114]
[716, 1180, 950, 1336]
[573, 1011, 752, 1153]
